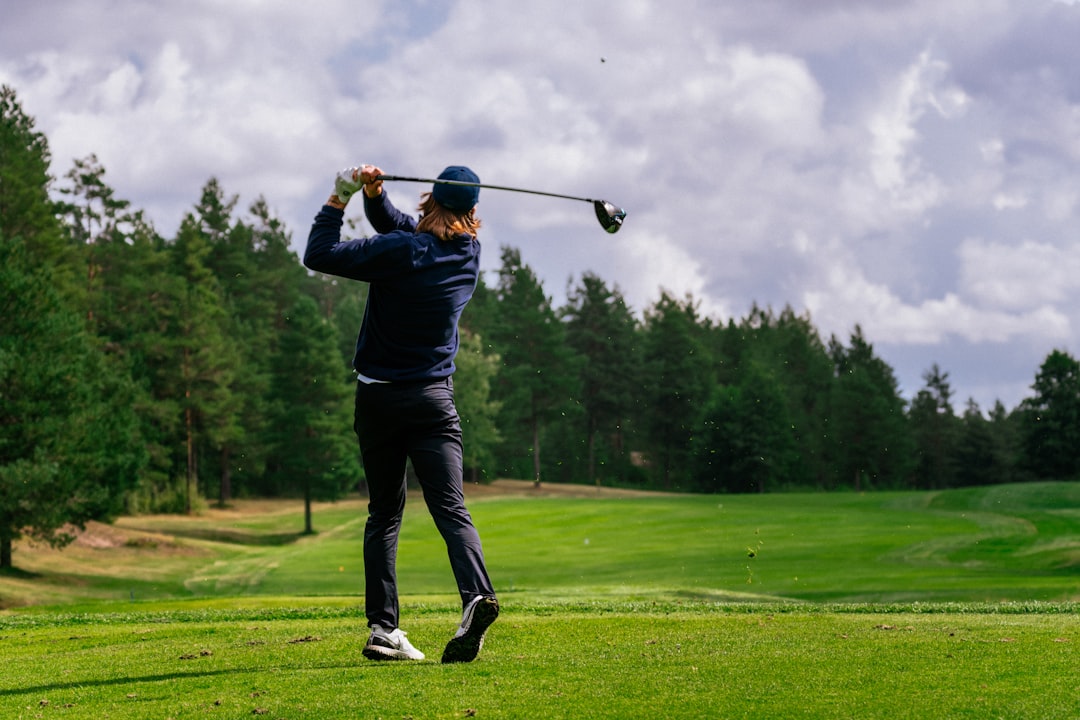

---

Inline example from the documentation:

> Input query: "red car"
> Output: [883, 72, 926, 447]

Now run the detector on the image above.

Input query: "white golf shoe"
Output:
[362, 625, 425, 661]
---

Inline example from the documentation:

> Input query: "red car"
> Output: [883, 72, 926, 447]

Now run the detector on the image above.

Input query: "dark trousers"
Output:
[354, 377, 495, 629]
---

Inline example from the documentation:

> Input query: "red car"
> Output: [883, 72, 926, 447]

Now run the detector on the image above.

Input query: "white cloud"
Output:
[806, 269, 1071, 346]
[621, 231, 729, 320]
[3, 0, 1080, 408]
[1042, 185, 1079, 221]
[717, 45, 826, 151]
[992, 192, 1028, 210]
[802, 235, 1072, 345]
[980, 139, 1005, 163]
[960, 238, 1080, 310]
[3, 2, 377, 232]
[867, 51, 968, 214]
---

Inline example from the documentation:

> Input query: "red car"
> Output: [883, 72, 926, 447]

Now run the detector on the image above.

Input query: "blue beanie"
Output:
[432, 166, 480, 211]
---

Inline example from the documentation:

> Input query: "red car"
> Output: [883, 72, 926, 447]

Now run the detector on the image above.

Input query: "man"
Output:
[304, 164, 498, 663]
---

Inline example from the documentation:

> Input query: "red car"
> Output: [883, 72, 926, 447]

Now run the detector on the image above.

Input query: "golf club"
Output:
[376, 174, 627, 234]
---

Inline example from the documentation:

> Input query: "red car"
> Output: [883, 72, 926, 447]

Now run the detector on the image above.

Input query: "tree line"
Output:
[3, 85, 1078, 568]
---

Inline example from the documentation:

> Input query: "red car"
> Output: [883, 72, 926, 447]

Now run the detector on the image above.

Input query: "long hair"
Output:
[415, 193, 481, 241]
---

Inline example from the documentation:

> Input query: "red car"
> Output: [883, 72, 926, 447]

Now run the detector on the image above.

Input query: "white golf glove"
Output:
[334, 167, 364, 202]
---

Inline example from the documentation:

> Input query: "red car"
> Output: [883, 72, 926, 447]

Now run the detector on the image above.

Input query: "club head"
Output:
[594, 200, 626, 234]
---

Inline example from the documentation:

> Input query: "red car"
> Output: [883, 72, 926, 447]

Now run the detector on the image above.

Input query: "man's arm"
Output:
[364, 190, 417, 235]
[303, 164, 415, 278]
[304, 204, 412, 281]
[305, 166, 383, 274]
[359, 163, 417, 234]
[303, 205, 347, 274]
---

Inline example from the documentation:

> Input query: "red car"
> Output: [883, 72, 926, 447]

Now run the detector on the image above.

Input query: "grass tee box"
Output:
[0, 603, 1077, 719]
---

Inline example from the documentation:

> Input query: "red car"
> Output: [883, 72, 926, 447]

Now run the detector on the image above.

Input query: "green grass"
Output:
[1, 481, 1078, 718]
[1, 602, 1077, 719]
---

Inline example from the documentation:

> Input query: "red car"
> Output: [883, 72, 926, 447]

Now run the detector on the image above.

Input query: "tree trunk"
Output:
[662, 447, 672, 490]
[587, 417, 598, 487]
[532, 417, 542, 488]
[183, 345, 195, 515]
[218, 445, 232, 507]
[304, 485, 314, 535]
[0, 532, 12, 570]
[86, 241, 97, 323]
[614, 420, 625, 484]
[185, 403, 195, 515]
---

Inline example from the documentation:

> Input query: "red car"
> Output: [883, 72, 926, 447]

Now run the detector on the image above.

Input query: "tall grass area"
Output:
[1, 482, 1077, 718]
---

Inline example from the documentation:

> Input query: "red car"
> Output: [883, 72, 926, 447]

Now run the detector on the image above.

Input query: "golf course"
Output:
[1, 480, 1077, 718]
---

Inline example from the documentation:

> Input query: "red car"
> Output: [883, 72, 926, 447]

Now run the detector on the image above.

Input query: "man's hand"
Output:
[360, 164, 384, 198]
[333, 167, 365, 204]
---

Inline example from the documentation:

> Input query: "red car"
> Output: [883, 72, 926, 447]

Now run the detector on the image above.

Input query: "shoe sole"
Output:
[362, 645, 424, 661]
[441, 597, 499, 664]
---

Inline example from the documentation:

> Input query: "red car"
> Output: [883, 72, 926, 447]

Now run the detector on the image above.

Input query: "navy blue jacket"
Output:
[304, 192, 480, 382]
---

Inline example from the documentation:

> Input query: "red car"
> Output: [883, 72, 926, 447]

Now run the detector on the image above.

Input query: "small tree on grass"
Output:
[563, 272, 639, 486]
[267, 295, 360, 534]
[489, 247, 579, 486]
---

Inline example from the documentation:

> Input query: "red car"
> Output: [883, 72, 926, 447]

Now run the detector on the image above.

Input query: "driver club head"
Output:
[594, 200, 627, 234]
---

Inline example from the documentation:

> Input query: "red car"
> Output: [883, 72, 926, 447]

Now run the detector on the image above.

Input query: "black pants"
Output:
[354, 377, 495, 629]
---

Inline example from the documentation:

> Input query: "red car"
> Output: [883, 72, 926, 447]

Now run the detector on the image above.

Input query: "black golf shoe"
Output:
[441, 595, 499, 663]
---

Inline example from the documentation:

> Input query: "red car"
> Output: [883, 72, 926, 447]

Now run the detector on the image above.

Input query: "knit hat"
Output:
[432, 166, 480, 211]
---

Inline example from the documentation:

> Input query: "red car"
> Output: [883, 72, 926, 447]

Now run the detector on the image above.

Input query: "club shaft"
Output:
[377, 175, 596, 205]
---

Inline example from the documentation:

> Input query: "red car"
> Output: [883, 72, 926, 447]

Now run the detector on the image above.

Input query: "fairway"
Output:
[8, 479, 1077, 608]
[1, 482, 1077, 718]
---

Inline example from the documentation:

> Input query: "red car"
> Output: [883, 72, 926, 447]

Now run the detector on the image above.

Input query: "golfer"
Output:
[304, 164, 498, 663]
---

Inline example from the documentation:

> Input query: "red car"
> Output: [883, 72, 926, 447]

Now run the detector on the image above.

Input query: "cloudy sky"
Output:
[4, 0, 1080, 412]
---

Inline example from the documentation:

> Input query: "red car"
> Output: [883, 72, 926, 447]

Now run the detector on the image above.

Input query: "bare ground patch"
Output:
[69, 520, 196, 555]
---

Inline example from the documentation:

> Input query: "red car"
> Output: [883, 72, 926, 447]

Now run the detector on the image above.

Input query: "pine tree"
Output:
[267, 295, 361, 533]
[0, 86, 67, 274]
[83, 206, 182, 511]
[693, 360, 796, 493]
[1018, 349, 1080, 479]
[197, 190, 310, 503]
[639, 291, 713, 489]
[827, 326, 914, 490]
[453, 328, 502, 483]
[955, 400, 1003, 486]
[720, 305, 833, 487]
[488, 247, 580, 486]
[0, 89, 143, 568]
[189, 180, 252, 504]
[55, 154, 142, 322]
[562, 272, 639, 486]
[0, 233, 144, 567]
[170, 210, 242, 513]
[909, 364, 961, 488]
[244, 198, 314, 492]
